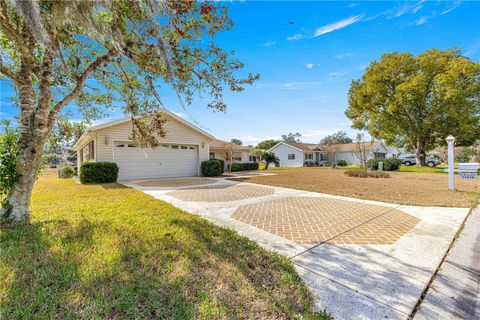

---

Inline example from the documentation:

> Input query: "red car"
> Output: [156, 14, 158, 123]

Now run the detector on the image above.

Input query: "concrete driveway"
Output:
[123, 176, 470, 320]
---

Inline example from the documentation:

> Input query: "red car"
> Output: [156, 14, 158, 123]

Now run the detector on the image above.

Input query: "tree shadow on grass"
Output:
[1, 215, 325, 319]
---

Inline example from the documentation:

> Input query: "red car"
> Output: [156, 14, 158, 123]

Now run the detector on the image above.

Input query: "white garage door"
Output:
[113, 142, 199, 180]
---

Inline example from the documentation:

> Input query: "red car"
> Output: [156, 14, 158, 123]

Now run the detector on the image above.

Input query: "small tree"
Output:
[282, 133, 302, 143]
[250, 149, 264, 163]
[261, 152, 279, 170]
[0, 121, 19, 207]
[321, 142, 341, 169]
[353, 134, 374, 168]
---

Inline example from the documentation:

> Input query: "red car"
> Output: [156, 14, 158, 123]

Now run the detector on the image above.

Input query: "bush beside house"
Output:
[201, 160, 222, 176]
[230, 162, 259, 172]
[337, 159, 347, 166]
[80, 162, 119, 183]
[60, 166, 75, 178]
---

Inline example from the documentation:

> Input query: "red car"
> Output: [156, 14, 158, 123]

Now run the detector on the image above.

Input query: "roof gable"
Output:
[73, 108, 213, 151]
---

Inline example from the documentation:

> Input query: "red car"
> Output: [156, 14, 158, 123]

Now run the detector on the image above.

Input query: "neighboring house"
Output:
[266, 142, 325, 167]
[334, 142, 389, 164]
[267, 141, 392, 167]
[209, 138, 252, 164]
[72, 109, 250, 180]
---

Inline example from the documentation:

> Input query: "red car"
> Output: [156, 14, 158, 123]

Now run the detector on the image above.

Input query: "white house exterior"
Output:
[72, 109, 251, 180]
[268, 141, 393, 167]
[267, 142, 325, 167]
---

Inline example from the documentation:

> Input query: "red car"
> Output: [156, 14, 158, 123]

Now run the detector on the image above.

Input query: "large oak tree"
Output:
[0, 0, 258, 222]
[346, 48, 480, 166]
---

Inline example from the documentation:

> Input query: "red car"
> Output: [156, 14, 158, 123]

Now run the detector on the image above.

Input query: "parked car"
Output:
[401, 156, 441, 167]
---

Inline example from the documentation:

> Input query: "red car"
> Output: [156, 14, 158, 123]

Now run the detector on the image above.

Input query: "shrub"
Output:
[344, 169, 390, 178]
[61, 166, 75, 178]
[216, 159, 225, 174]
[80, 162, 119, 183]
[367, 158, 401, 171]
[201, 160, 222, 177]
[230, 162, 259, 172]
[383, 158, 402, 171]
[0, 121, 18, 201]
[337, 159, 347, 166]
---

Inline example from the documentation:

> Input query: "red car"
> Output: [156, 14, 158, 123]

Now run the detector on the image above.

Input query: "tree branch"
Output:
[50, 50, 117, 119]
[0, 59, 18, 82]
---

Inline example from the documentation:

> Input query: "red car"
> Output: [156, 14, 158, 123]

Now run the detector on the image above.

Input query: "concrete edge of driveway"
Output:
[413, 205, 480, 319]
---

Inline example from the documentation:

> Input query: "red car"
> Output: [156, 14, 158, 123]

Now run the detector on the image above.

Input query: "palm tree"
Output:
[261, 152, 280, 170]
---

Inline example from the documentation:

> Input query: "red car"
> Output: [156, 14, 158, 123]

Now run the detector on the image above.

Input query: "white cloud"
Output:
[329, 71, 348, 77]
[348, 3, 359, 8]
[440, 1, 462, 15]
[263, 40, 276, 47]
[411, 4, 422, 14]
[415, 16, 429, 25]
[286, 33, 305, 41]
[313, 14, 364, 37]
[335, 52, 354, 59]
[256, 81, 324, 90]
[305, 63, 314, 70]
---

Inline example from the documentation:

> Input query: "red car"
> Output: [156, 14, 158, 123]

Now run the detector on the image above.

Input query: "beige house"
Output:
[209, 138, 252, 164]
[72, 109, 251, 180]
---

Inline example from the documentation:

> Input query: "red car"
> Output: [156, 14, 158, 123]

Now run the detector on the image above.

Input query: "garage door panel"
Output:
[114, 143, 198, 180]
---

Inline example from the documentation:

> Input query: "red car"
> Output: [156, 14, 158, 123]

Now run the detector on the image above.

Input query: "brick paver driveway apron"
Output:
[124, 177, 470, 320]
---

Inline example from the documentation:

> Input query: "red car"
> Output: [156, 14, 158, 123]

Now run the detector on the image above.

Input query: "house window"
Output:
[209, 152, 216, 160]
[288, 154, 296, 160]
[171, 145, 179, 149]
[90, 141, 94, 160]
[127, 144, 137, 148]
[249, 156, 257, 162]
[232, 157, 242, 161]
[81, 140, 95, 162]
[374, 152, 386, 159]
[305, 153, 313, 160]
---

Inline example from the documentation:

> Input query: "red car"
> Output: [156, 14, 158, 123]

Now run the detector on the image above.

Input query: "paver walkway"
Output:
[123, 177, 470, 320]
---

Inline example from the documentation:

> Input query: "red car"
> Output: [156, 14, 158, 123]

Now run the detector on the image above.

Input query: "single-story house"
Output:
[209, 138, 252, 164]
[267, 141, 393, 167]
[72, 109, 251, 180]
[266, 142, 326, 167]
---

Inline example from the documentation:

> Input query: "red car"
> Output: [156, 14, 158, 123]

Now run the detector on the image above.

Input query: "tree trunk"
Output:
[416, 140, 427, 166]
[1, 134, 47, 222]
[264, 162, 270, 170]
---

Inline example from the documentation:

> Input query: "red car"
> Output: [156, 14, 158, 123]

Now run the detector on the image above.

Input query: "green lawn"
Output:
[1, 171, 327, 319]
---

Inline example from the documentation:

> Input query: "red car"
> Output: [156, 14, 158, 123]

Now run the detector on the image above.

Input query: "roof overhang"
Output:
[266, 141, 304, 153]
[72, 108, 214, 151]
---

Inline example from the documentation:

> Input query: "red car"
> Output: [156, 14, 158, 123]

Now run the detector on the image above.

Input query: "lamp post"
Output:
[446, 135, 455, 190]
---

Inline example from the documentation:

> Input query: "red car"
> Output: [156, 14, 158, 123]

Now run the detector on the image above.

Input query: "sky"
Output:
[1, 0, 479, 146]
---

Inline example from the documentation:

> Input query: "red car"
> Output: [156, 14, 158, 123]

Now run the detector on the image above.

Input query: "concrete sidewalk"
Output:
[123, 177, 470, 319]
[414, 206, 479, 319]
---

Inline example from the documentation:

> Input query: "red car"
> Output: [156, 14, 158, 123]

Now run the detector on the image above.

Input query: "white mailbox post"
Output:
[446, 135, 455, 190]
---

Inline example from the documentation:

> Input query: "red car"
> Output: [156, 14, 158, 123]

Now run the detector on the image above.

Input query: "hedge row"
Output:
[80, 162, 119, 183]
[230, 162, 259, 172]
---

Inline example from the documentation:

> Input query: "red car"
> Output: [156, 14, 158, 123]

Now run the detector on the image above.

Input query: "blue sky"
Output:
[1, 1, 479, 145]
